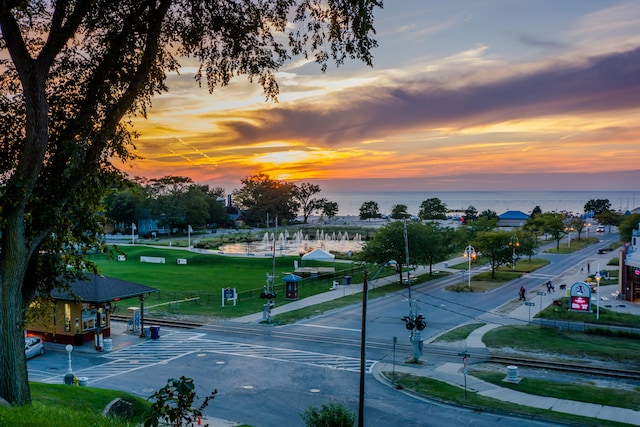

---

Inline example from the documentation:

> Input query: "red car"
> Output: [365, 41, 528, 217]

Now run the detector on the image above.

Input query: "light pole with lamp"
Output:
[509, 235, 519, 270]
[564, 226, 574, 248]
[463, 245, 476, 289]
[595, 270, 601, 320]
[64, 344, 74, 384]
[585, 222, 591, 239]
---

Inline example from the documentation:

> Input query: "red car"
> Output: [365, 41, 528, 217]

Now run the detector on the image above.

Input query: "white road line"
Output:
[298, 324, 361, 332]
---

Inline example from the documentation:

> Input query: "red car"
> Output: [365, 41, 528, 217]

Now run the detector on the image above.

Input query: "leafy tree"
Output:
[619, 213, 640, 242]
[478, 209, 498, 221]
[147, 176, 196, 233]
[414, 222, 452, 274]
[596, 209, 623, 232]
[322, 201, 340, 220]
[103, 182, 146, 232]
[531, 206, 542, 217]
[584, 199, 612, 216]
[516, 231, 539, 262]
[464, 205, 478, 222]
[418, 197, 447, 220]
[566, 217, 585, 240]
[199, 185, 228, 229]
[358, 221, 449, 282]
[390, 204, 410, 219]
[464, 217, 498, 237]
[472, 231, 513, 279]
[293, 183, 327, 224]
[232, 173, 299, 226]
[359, 201, 382, 221]
[301, 402, 356, 427]
[182, 186, 210, 229]
[0, 0, 380, 405]
[527, 212, 566, 250]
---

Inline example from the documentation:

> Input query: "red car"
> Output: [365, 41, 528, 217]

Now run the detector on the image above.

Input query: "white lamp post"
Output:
[509, 235, 519, 270]
[595, 270, 601, 320]
[564, 226, 573, 248]
[463, 245, 476, 289]
[64, 344, 75, 385]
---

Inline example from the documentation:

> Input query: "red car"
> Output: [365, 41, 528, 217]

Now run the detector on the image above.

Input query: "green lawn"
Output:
[91, 246, 388, 319]
[483, 324, 640, 363]
[384, 372, 626, 427]
[0, 383, 150, 427]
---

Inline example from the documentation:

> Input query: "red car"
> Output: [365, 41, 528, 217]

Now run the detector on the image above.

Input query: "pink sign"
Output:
[571, 296, 590, 311]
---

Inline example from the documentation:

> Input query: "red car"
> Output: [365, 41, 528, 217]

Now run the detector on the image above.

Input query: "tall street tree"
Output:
[471, 231, 513, 280]
[232, 173, 299, 226]
[358, 221, 449, 283]
[584, 199, 612, 216]
[0, 0, 381, 405]
[359, 201, 382, 220]
[293, 183, 328, 224]
[418, 197, 447, 220]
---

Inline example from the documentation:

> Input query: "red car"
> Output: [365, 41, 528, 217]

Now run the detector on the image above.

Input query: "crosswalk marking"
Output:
[34, 330, 375, 385]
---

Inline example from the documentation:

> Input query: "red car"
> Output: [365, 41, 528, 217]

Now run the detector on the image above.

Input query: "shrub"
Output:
[300, 402, 356, 427]
[144, 376, 217, 427]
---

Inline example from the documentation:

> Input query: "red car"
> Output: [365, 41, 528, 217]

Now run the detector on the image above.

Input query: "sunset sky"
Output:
[120, 1, 640, 193]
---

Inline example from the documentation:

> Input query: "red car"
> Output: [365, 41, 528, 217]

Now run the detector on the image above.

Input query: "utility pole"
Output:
[357, 270, 369, 427]
[260, 215, 277, 322]
[402, 220, 424, 363]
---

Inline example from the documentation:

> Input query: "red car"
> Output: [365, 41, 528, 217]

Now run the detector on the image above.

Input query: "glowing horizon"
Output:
[118, 1, 640, 192]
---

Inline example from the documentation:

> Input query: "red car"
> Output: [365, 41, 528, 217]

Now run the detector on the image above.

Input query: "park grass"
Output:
[0, 383, 150, 427]
[384, 372, 625, 427]
[91, 245, 381, 319]
[537, 298, 640, 329]
[432, 323, 486, 342]
[469, 369, 640, 410]
[445, 257, 549, 293]
[482, 324, 640, 363]
[544, 236, 601, 254]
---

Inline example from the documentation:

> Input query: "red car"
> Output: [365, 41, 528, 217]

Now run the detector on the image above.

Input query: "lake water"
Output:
[321, 190, 640, 217]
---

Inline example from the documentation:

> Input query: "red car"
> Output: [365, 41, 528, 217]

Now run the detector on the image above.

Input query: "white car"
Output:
[25, 337, 45, 359]
[596, 226, 605, 233]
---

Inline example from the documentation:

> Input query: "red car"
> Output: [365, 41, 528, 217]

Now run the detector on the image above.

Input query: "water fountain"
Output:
[218, 228, 364, 256]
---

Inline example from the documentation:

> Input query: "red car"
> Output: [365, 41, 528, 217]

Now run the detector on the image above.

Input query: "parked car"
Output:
[25, 337, 45, 359]
[596, 226, 605, 232]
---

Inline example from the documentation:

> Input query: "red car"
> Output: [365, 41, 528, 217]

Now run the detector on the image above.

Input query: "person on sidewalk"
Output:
[519, 286, 526, 301]
[546, 281, 555, 293]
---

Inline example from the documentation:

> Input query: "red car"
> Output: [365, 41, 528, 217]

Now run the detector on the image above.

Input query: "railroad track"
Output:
[109, 315, 640, 381]
[488, 355, 640, 381]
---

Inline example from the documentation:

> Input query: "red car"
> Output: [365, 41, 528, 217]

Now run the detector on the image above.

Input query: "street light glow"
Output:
[463, 245, 476, 289]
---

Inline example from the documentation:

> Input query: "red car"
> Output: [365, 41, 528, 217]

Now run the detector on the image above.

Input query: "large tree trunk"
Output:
[0, 215, 32, 405]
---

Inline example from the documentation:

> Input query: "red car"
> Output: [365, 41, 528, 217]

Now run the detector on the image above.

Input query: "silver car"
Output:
[25, 337, 45, 359]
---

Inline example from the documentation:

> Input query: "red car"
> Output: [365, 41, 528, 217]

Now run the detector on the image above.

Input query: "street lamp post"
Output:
[564, 226, 574, 248]
[585, 222, 591, 239]
[509, 235, 520, 270]
[463, 245, 476, 289]
[595, 270, 601, 320]
[64, 344, 75, 384]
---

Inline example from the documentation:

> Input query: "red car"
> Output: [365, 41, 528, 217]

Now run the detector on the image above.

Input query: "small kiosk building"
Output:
[27, 274, 157, 346]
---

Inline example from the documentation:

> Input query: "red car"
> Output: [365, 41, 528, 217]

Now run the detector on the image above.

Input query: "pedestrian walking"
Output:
[587, 263, 590, 273]
[519, 286, 526, 301]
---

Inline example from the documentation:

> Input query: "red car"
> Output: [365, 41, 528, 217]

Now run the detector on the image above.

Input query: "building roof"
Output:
[301, 248, 335, 261]
[50, 274, 158, 303]
[499, 210, 530, 220]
